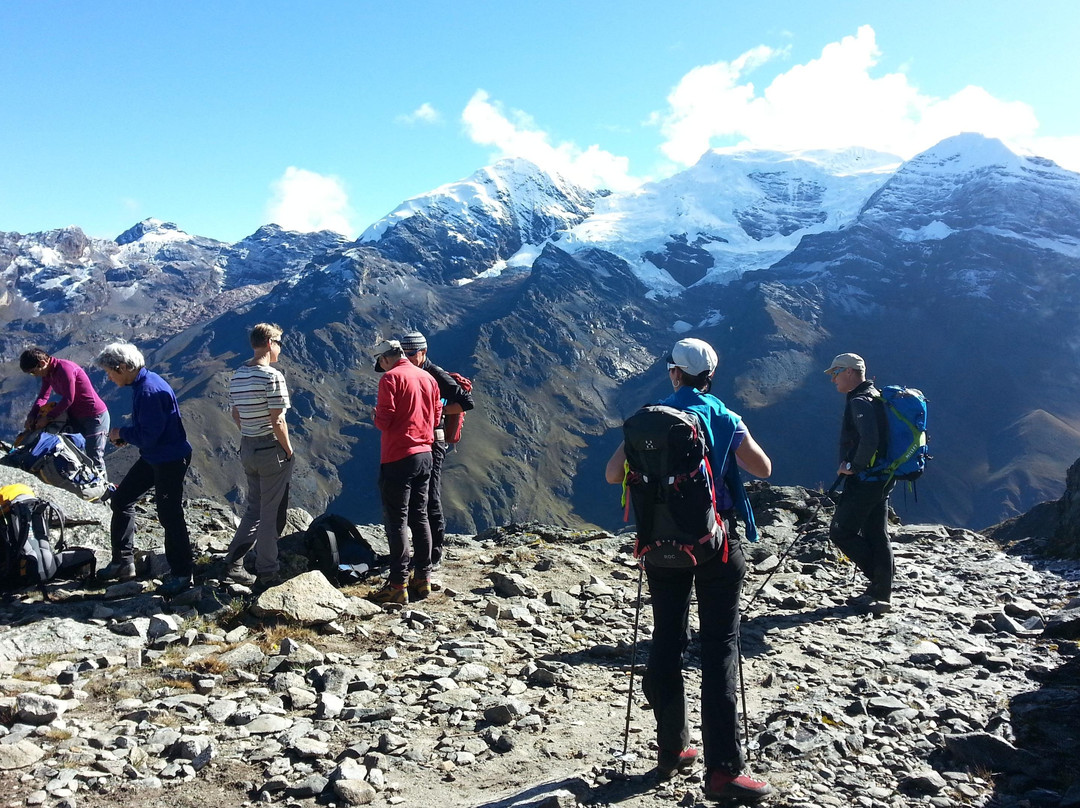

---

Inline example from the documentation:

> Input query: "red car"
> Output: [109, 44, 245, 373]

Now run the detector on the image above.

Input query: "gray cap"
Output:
[825, 353, 865, 373]
[373, 339, 401, 358]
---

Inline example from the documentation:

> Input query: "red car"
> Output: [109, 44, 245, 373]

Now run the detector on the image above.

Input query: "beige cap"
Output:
[825, 353, 865, 374]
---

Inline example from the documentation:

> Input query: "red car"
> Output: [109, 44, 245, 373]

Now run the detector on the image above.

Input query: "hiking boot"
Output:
[157, 573, 194, 597]
[704, 769, 773, 802]
[225, 559, 257, 586]
[252, 572, 286, 594]
[408, 575, 431, 602]
[99, 558, 136, 582]
[368, 582, 408, 605]
[657, 746, 699, 779]
[870, 600, 893, 616]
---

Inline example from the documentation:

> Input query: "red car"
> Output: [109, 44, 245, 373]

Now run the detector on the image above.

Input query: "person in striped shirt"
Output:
[221, 323, 295, 590]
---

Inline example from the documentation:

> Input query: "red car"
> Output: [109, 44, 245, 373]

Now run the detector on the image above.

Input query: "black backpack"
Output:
[1, 485, 95, 598]
[622, 405, 726, 568]
[304, 513, 380, 586]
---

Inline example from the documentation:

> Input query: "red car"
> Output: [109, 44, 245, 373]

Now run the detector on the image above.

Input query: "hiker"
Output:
[94, 342, 194, 597]
[369, 339, 442, 604]
[219, 323, 295, 591]
[396, 331, 473, 569]
[19, 346, 111, 477]
[825, 352, 895, 614]
[605, 338, 774, 803]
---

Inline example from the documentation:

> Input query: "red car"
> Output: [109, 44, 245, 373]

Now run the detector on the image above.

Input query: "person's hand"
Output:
[837, 463, 854, 476]
[34, 415, 49, 430]
[109, 428, 126, 447]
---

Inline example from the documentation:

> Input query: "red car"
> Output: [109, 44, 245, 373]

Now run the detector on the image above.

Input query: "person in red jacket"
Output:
[20, 346, 111, 477]
[370, 339, 442, 604]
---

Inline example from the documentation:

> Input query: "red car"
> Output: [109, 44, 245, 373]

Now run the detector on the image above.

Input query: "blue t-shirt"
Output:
[659, 386, 749, 515]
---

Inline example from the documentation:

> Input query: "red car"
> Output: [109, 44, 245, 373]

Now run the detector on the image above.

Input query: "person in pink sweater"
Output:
[20, 346, 111, 476]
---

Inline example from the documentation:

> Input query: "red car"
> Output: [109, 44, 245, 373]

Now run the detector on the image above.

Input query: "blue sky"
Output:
[3, 0, 1078, 243]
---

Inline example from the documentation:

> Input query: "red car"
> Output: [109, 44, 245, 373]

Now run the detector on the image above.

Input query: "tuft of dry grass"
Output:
[253, 624, 319, 653]
[188, 656, 230, 675]
[160, 678, 196, 692]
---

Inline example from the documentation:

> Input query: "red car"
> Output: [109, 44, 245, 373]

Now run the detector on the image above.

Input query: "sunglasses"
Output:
[828, 367, 848, 378]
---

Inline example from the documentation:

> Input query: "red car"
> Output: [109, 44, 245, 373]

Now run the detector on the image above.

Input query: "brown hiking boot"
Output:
[408, 575, 431, 601]
[368, 582, 408, 605]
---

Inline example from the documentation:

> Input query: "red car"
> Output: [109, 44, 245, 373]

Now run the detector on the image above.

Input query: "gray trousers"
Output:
[225, 435, 293, 576]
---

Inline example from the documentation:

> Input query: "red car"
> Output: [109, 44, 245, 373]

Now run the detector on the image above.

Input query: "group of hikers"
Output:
[15, 327, 475, 602]
[18, 331, 900, 804]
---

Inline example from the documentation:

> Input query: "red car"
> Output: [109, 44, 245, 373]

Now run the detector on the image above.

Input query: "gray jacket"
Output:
[837, 380, 884, 475]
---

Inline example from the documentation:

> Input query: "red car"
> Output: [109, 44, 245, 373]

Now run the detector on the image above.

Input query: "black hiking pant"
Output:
[427, 441, 448, 567]
[830, 475, 896, 602]
[111, 453, 193, 577]
[642, 515, 746, 775]
[379, 452, 432, 585]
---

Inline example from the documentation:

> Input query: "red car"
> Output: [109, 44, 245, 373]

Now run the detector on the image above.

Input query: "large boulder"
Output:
[249, 571, 353, 625]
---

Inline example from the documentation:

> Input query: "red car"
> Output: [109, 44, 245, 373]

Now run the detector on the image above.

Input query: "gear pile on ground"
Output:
[0, 481, 1078, 808]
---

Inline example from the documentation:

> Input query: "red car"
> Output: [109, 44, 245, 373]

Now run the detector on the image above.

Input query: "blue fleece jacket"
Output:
[118, 368, 191, 464]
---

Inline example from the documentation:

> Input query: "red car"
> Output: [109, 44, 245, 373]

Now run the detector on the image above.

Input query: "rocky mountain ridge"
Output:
[3, 134, 1080, 534]
[0, 462, 1078, 808]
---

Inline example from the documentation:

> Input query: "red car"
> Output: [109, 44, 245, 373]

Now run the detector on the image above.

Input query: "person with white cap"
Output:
[605, 338, 774, 803]
[825, 352, 895, 615]
[369, 338, 442, 604]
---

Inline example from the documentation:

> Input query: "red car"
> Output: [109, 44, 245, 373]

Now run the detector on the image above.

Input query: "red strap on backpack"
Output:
[448, 372, 472, 393]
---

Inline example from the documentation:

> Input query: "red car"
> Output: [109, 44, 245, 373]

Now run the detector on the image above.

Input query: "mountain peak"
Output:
[115, 218, 188, 246]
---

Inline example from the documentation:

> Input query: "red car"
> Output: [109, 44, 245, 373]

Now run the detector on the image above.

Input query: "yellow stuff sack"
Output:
[0, 483, 36, 513]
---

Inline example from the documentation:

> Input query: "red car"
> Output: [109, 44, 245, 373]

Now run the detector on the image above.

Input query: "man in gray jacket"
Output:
[826, 353, 895, 615]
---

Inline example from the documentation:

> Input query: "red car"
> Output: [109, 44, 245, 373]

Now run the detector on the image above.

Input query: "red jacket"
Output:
[374, 358, 442, 464]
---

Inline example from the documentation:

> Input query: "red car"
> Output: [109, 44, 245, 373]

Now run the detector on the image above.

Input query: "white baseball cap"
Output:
[667, 338, 718, 377]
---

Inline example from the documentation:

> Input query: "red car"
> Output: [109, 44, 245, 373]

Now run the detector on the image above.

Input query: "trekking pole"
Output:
[742, 476, 843, 613]
[621, 564, 645, 774]
[736, 624, 750, 759]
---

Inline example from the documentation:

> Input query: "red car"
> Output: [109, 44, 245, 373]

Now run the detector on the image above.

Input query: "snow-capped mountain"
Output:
[4, 134, 1079, 532]
[219, 224, 348, 289]
[558, 146, 901, 295]
[359, 157, 602, 283]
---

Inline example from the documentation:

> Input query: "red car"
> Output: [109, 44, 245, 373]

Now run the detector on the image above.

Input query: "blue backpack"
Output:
[864, 386, 929, 482]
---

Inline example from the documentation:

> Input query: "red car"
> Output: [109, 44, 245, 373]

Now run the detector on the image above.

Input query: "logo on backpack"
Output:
[304, 513, 382, 586]
[865, 386, 930, 482]
[622, 405, 727, 568]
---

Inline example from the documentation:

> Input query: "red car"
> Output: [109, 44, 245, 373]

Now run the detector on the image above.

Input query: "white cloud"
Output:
[266, 167, 355, 237]
[462, 90, 639, 192]
[1021, 134, 1080, 173]
[397, 102, 442, 125]
[656, 25, 1045, 165]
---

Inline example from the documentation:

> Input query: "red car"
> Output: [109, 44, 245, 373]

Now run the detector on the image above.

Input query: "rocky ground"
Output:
[1, 467, 1079, 808]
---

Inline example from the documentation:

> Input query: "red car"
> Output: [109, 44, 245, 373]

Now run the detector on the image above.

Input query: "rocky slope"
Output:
[1, 465, 1078, 808]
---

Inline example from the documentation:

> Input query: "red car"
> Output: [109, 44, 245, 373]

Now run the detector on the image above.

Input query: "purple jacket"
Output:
[32, 357, 107, 421]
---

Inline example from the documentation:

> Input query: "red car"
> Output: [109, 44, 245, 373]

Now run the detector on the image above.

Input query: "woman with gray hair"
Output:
[94, 342, 194, 597]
